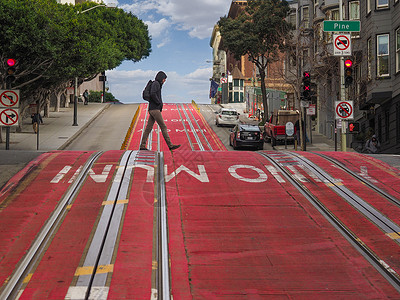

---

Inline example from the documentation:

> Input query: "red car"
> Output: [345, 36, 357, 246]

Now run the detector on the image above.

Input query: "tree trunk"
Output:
[259, 68, 268, 122]
[55, 92, 61, 112]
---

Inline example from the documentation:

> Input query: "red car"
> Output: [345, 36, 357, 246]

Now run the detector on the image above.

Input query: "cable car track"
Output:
[314, 152, 400, 208]
[259, 151, 400, 292]
[0, 152, 103, 300]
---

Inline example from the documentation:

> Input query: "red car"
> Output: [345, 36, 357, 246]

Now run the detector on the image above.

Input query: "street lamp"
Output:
[73, 2, 116, 126]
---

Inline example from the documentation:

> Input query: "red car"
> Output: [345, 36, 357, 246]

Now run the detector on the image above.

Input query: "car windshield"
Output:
[221, 110, 237, 115]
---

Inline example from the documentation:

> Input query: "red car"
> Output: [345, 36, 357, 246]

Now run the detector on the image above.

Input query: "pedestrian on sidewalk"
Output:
[140, 71, 181, 151]
[83, 89, 89, 105]
[364, 134, 380, 154]
[31, 112, 43, 134]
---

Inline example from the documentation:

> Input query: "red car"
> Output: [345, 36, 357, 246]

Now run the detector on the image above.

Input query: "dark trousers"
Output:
[140, 110, 172, 148]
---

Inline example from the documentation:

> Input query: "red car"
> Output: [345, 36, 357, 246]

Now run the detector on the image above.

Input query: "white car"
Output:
[215, 108, 240, 127]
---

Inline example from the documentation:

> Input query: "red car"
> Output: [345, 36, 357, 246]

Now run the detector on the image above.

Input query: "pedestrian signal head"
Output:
[348, 122, 359, 133]
[302, 71, 311, 100]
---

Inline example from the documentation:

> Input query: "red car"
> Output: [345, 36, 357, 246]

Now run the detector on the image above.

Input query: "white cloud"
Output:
[119, 0, 231, 40]
[145, 18, 170, 39]
[107, 67, 212, 104]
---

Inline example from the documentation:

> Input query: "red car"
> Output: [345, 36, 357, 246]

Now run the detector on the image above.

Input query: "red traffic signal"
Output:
[344, 59, 352, 68]
[344, 59, 353, 87]
[7, 58, 16, 67]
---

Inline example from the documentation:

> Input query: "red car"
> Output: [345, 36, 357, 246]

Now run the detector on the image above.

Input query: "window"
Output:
[288, 12, 296, 27]
[331, 9, 339, 20]
[349, 1, 360, 20]
[367, 0, 371, 14]
[367, 38, 372, 79]
[314, 0, 319, 14]
[377, 34, 389, 77]
[377, 0, 389, 9]
[396, 28, 400, 73]
[349, 1, 360, 38]
[302, 6, 310, 29]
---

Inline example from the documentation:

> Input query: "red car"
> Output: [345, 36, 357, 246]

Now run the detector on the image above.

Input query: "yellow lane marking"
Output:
[102, 199, 129, 206]
[152, 261, 158, 270]
[386, 232, 400, 240]
[75, 264, 114, 276]
[23, 273, 33, 284]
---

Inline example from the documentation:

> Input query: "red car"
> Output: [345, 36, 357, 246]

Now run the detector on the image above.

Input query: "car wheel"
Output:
[233, 140, 238, 150]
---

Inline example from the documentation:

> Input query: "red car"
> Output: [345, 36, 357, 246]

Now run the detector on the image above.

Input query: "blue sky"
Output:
[104, 0, 232, 104]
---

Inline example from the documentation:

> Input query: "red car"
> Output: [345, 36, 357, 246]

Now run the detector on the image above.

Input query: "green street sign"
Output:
[323, 20, 360, 32]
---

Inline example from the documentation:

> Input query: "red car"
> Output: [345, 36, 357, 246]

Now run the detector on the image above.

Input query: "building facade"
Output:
[285, 0, 400, 153]
[210, 0, 292, 109]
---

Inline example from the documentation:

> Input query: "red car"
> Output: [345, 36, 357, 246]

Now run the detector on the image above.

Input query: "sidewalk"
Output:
[1, 103, 110, 151]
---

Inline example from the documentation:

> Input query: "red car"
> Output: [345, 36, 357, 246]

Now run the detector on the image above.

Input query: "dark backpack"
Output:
[142, 80, 153, 101]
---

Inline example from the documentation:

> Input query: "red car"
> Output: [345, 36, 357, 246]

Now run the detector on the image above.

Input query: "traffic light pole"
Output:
[339, 0, 347, 152]
[73, 77, 78, 126]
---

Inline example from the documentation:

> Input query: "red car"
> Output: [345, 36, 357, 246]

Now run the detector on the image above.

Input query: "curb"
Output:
[58, 103, 111, 150]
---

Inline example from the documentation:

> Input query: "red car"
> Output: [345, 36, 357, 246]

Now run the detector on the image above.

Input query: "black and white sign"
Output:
[0, 90, 20, 108]
[285, 122, 294, 137]
[0, 108, 19, 126]
[333, 34, 351, 56]
[335, 101, 353, 119]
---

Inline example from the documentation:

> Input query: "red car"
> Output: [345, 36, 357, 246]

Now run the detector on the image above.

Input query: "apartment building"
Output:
[210, 0, 292, 107]
[287, 0, 400, 153]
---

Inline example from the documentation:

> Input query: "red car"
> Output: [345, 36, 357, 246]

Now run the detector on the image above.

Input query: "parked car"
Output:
[230, 124, 264, 150]
[263, 110, 299, 146]
[215, 108, 240, 127]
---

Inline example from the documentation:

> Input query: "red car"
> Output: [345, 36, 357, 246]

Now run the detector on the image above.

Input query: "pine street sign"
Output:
[323, 20, 360, 32]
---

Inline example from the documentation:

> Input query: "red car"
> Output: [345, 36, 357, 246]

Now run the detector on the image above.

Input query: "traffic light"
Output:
[344, 59, 353, 87]
[302, 71, 311, 100]
[348, 122, 359, 133]
[5, 58, 17, 87]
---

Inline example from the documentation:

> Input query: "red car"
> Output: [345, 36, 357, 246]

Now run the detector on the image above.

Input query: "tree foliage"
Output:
[0, 0, 151, 112]
[218, 0, 292, 119]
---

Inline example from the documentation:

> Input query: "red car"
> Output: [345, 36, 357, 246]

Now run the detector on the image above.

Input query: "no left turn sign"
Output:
[0, 108, 19, 126]
[335, 101, 353, 119]
[333, 34, 351, 56]
[0, 90, 20, 108]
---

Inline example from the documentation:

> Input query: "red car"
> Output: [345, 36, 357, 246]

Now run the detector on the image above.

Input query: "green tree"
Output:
[218, 0, 292, 120]
[0, 0, 151, 115]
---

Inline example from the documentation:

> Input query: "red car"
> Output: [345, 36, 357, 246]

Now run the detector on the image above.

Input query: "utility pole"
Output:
[339, 0, 347, 151]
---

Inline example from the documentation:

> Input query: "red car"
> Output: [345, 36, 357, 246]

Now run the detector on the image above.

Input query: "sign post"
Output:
[0, 89, 20, 150]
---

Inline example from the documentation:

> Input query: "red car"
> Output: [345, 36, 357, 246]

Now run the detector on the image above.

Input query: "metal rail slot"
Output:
[185, 103, 213, 151]
[156, 151, 171, 300]
[180, 104, 204, 151]
[83, 151, 137, 300]
[258, 152, 400, 292]
[176, 104, 194, 150]
[287, 152, 400, 238]
[0, 151, 103, 300]
[316, 152, 400, 208]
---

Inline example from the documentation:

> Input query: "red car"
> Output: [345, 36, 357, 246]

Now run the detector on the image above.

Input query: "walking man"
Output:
[140, 71, 180, 151]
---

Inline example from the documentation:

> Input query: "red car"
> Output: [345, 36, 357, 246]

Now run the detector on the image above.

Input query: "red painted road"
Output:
[163, 150, 399, 298]
[0, 151, 95, 291]
[126, 103, 226, 151]
[1, 103, 399, 298]
[19, 151, 123, 299]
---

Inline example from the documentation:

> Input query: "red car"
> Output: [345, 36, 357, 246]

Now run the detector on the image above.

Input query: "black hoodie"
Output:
[149, 71, 167, 111]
